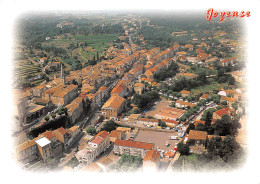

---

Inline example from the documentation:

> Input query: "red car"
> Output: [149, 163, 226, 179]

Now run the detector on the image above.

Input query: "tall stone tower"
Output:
[60, 62, 65, 84]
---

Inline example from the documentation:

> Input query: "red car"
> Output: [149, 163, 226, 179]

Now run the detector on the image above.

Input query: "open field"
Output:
[42, 34, 117, 61]
[135, 130, 179, 152]
[191, 82, 224, 94]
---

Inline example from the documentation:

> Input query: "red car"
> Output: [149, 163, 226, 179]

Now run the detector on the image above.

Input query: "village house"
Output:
[35, 137, 52, 162]
[220, 96, 236, 106]
[43, 84, 78, 106]
[134, 82, 145, 95]
[193, 119, 206, 128]
[220, 57, 238, 66]
[212, 107, 231, 124]
[186, 57, 199, 63]
[136, 118, 159, 127]
[65, 97, 84, 124]
[155, 107, 186, 121]
[200, 94, 210, 101]
[16, 126, 81, 166]
[86, 92, 102, 111]
[175, 100, 195, 108]
[33, 84, 48, 97]
[180, 90, 191, 97]
[101, 95, 126, 120]
[162, 119, 178, 127]
[39, 130, 63, 157]
[53, 127, 72, 151]
[109, 130, 123, 143]
[113, 139, 154, 158]
[75, 131, 110, 166]
[205, 57, 220, 67]
[143, 150, 161, 172]
[15, 139, 38, 164]
[197, 52, 210, 61]
[188, 130, 207, 154]
[98, 86, 109, 101]
[128, 114, 142, 124]
[116, 127, 132, 134]
[111, 82, 128, 97]
[185, 44, 193, 51]
[39, 57, 47, 65]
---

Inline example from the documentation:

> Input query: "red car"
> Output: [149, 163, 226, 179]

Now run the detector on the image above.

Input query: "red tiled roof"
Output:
[114, 139, 154, 150]
[194, 120, 205, 127]
[207, 135, 226, 141]
[162, 119, 178, 124]
[96, 131, 109, 139]
[214, 108, 229, 117]
[109, 130, 121, 138]
[41, 131, 56, 140]
[180, 90, 191, 94]
[57, 127, 67, 135]
[188, 130, 207, 140]
[200, 94, 210, 99]
[143, 150, 160, 163]
[91, 136, 103, 145]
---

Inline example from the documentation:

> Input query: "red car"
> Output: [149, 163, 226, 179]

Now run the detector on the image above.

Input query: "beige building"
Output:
[65, 97, 84, 124]
[136, 118, 159, 127]
[75, 131, 110, 165]
[134, 83, 145, 95]
[109, 130, 123, 143]
[15, 139, 38, 164]
[188, 130, 207, 153]
[35, 137, 52, 161]
[180, 90, 191, 97]
[113, 139, 154, 158]
[101, 96, 126, 120]
[212, 107, 230, 124]
[155, 107, 186, 121]
[43, 84, 78, 106]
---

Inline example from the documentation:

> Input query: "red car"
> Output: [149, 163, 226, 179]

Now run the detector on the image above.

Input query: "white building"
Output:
[75, 131, 110, 165]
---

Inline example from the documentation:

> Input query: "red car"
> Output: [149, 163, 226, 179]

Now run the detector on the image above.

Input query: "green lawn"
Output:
[72, 34, 118, 44]
[191, 82, 224, 93]
[43, 34, 117, 62]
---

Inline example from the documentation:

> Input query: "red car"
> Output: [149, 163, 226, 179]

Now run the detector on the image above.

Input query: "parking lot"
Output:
[134, 130, 180, 152]
[144, 98, 172, 117]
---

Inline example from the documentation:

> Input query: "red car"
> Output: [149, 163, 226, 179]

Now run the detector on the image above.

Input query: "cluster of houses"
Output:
[15, 126, 81, 165]
[75, 126, 161, 172]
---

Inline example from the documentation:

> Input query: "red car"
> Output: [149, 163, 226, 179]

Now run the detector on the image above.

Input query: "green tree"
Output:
[51, 114, 56, 119]
[186, 123, 195, 134]
[101, 120, 117, 132]
[87, 126, 96, 135]
[44, 116, 50, 121]
[177, 142, 189, 155]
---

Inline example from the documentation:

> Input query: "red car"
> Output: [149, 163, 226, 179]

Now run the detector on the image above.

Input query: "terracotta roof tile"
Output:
[189, 130, 207, 140]
[96, 131, 109, 139]
[143, 150, 160, 163]
[114, 139, 154, 150]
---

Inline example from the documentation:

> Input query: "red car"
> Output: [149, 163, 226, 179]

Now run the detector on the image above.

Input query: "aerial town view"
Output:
[12, 11, 247, 172]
